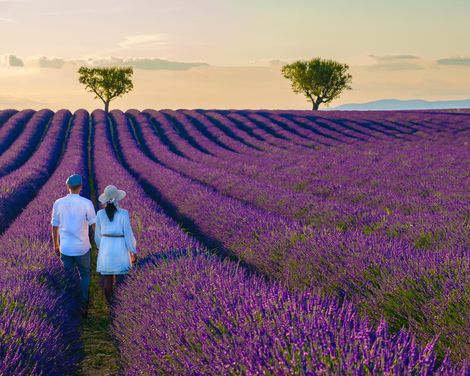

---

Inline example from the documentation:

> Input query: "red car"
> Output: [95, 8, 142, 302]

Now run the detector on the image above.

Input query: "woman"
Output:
[95, 185, 137, 303]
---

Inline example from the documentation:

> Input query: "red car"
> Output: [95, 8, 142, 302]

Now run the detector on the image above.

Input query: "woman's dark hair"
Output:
[105, 203, 117, 221]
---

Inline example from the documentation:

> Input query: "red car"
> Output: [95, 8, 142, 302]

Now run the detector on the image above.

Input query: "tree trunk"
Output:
[312, 97, 323, 111]
[104, 101, 110, 113]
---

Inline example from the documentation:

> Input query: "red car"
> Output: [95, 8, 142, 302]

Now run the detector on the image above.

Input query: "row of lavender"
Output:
[0, 110, 89, 374]
[0, 110, 68, 233]
[194, 111, 469, 261]
[123, 109, 468, 243]
[0, 110, 34, 153]
[154, 109, 465, 165]
[0, 109, 18, 126]
[112, 109, 469, 364]
[134, 109, 468, 263]
[0, 109, 52, 178]
[128, 109, 409, 232]
[132, 109, 468, 245]
[128, 109, 371, 229]
[92, 109, 463, 374]
[180, 110, 468, 358]
[129, 109, 375, 231]
[153, 109, 467, 195]
[135, 109, 468, 254]
[170, 110, 469, 362]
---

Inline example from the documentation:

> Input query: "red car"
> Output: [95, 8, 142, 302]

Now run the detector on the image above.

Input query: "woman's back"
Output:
[97, 208, 129, 234]
[95, 185, 136, 301]
[95, 207, 136, 276]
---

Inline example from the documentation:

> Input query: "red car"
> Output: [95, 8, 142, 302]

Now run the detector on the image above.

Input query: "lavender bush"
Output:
[0, 110, 70, 233]
[0, 109, 53, 177]
[0, 109, 35, 152]
[93, 109, 466, 374]
[0, 110, 89, 374]
[113, 254, 464, 375]
[0, 108, 467, 373]
[128, 109, 377, 228]
[111, 109, 469, 363]
[0, 109, 18, 127]
[92, 109, 200, 255]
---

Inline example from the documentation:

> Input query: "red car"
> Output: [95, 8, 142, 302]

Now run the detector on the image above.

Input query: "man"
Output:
[51, 174, 96, 318]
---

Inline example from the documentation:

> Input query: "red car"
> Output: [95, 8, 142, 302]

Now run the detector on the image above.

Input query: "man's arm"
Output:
[87, 201, 97, 233]
[51, 201, 61, 256]
[52, 226, 60, 255]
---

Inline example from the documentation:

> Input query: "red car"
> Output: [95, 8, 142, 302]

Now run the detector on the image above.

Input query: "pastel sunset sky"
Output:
[1, 0, 469, 110]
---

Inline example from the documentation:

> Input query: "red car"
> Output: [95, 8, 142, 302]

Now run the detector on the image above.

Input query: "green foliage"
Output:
[386, 222, 414, 238]
[281, 58, 352, 110]
[362, 220, 385, 235]
[78, 66, 134, 112]
[336, 221, 348, 232]
[361, 260, 469, 364]
[414, 231, 437, 249]
[292, 181, 308, 192]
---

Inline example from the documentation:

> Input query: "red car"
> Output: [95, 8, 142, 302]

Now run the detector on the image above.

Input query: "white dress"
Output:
[95, 208, 137, 275]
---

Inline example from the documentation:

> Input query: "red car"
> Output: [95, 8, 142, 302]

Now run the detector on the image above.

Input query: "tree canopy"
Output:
[282, 58, 352, 110]
[78, 66, 134, 112]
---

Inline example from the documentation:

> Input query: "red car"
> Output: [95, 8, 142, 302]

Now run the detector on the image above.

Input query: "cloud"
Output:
[74, 56, 208, 71]
[24, 56, 66, 69]
[247, 58, 290, 67]
[436, 57, 470, 66]
[125, 58, 208, 71]
[1, 54, 66, 69]
[0, 54, 208, 71]
[251, 55, 425, 70]
[367, 54, 424, 71]
[367, 63, 424, 71]
[370, 54, 420, 62]
[0, 54, 24, 67]
[118, 34, 170, 49]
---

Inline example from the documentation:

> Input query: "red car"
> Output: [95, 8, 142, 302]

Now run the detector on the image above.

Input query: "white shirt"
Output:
[51, 194, 97, 256]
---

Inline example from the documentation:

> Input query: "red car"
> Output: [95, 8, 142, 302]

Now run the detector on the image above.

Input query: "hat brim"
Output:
[98, 190, 126, 203]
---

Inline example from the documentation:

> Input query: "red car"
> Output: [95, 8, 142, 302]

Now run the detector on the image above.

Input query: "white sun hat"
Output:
[98, 185, 126, 204]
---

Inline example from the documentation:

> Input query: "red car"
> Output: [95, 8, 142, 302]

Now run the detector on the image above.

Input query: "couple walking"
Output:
[51, 174, 137, 317]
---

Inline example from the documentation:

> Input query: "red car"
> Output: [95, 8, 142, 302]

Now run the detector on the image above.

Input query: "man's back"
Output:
[51, 193, 96, 256]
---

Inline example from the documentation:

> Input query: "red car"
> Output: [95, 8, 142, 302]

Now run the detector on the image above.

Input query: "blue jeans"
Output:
[60, 251, 91, 308]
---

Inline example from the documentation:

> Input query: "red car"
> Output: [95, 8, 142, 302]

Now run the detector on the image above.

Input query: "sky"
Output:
[1, 0, 470, 109]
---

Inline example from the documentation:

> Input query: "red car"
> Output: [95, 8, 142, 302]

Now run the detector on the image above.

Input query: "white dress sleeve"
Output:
[122, 210, 137, 254]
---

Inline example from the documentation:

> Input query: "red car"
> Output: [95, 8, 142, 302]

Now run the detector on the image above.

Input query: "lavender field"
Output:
[0, 108, 468, 375]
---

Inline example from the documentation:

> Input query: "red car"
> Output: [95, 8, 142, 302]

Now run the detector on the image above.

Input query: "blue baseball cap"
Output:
[66, 174, 82, 187]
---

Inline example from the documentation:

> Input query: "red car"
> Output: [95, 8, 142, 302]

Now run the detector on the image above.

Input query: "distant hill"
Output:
[332, 98, 470, 111]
